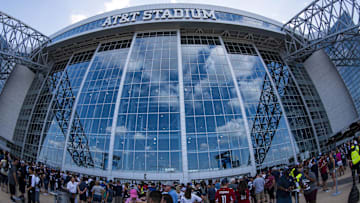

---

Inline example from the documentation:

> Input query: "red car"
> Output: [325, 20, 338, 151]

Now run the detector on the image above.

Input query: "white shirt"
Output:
[31, 175, 40, 191]
[67, 181, 78, 194]
[180, 194, 202, 203]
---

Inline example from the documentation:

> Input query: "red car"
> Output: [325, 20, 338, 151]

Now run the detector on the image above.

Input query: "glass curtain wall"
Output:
[259, 50, 319, 159]
[288, 62, 332, 149]
[37, 50, 95, 166]
[224, 41, 295, 167]
[114, 31, 181, 172]
[181, 36, 250, 172]
[23, 61, 70, 161]
[64, 40, 131, 170]
[12, 73, 46, 158]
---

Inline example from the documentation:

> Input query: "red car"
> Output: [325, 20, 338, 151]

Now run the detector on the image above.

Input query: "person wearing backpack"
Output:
[106, 181, 115, 203]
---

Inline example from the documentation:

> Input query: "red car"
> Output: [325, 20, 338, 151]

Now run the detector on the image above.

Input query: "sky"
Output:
[2, 0, 312, 36]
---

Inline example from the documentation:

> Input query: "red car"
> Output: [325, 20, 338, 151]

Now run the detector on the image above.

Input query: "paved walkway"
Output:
[0, 168, 356, 202]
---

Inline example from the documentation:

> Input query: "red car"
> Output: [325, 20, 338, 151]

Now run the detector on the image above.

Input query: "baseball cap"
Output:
[130, 189, 138, 198]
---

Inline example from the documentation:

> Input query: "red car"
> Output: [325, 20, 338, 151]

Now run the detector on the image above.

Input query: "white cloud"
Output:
[70, 14, 88, 24]
[170, 0, 177, 3]
[104, 0, 130, 12]
[69, 0, 131, 25]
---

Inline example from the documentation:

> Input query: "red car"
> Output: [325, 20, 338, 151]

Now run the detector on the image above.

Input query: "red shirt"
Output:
[236, 189, 250, 203]
[215, 188, 236, 203]
[319, 159, 327, 174]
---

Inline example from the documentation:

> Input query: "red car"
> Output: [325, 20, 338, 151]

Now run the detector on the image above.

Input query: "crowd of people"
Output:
[0, 138, 359, 203]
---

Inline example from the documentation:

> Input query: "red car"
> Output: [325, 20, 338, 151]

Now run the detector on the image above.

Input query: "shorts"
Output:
[255, 191, 265, 200]
[353, 163, 360, 174]
[93, 194, 102, 202]
[9, 184, 16, 195]
[1, 174, 7, 184]
[80, 193, 87, 201]
[266, 187, 275, 199]
[321, 173, 328, 182]
[337, 161, 343, 166]
[304, 189, 317, 202]
[19, 183, 26, 193]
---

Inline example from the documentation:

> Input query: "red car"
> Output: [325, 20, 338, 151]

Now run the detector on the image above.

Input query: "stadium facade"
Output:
[0, 3, 359, 182]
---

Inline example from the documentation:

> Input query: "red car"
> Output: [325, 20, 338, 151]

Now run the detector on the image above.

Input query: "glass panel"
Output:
[116, 32, 181, 172]
[181, 36, 250, 172]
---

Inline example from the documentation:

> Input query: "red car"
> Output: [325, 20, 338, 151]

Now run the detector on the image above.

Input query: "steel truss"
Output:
[46, 70, 94, 167]
[250, 74, 283, 165]
[283, 0, 360, 66]
[0, 11, 94, 167]
[0, 11, 50, 71]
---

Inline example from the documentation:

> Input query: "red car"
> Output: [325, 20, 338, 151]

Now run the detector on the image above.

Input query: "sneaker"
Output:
[44, 193, 48, 196]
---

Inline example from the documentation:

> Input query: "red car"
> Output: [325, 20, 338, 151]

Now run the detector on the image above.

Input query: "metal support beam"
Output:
[283, 0, 360, 66]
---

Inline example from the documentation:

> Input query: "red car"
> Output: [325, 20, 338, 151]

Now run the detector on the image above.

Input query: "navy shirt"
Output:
[276, 176, 292, 198]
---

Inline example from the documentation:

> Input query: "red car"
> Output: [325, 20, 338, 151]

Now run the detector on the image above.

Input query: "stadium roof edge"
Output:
[49, 3, 284, 39]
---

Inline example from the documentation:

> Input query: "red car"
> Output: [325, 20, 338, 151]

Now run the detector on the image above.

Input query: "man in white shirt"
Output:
[67, 176, 78, 203]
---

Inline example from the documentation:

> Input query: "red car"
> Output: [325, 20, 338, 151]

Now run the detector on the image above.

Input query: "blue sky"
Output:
[3, 0, 312, 36]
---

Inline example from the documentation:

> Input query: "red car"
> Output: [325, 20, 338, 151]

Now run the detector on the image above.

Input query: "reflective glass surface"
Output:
[259, 50, 318, 159]
[181, 36, 250, 172]
[114, 32, 181, 172]
[65, 40, 131, 169]
[289, 62, 332, 149]
[39, 51, 94, 166]
[16, 31, 332, 178]
[225, 42, 294, 167]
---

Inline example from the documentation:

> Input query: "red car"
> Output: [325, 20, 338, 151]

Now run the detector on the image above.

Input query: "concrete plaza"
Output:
[0, 168, 356, 203]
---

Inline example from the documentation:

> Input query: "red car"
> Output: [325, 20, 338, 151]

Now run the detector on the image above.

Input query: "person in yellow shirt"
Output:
[351, 145, 360, 183]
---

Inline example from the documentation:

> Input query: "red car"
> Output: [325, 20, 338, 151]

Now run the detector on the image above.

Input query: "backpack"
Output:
[107, 188, 114, 201]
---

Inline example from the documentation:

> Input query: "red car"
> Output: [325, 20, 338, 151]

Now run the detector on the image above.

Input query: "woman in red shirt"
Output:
[236, 181, 250, 203]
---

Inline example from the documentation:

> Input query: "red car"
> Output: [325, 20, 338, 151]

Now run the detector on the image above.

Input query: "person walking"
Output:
[66, 176, 78, 203]
[265, 171, 275, 203]
[253, 174, 265, 203]
[163, 181, 178, 203]
[215, 178, 236, 203]
[208, 183, 216, 203]
[92, 181, 105, 203]
[18, 161, 27, 201]
[236, 181, 250, 203]
[8, 159, 19, 202]
[77, 177, 88, 203]
[114, 180, 123, 203]
[0, 155, 9, 193]
[180, 187, 202, 203]
[318, 156, 329, 192]
[336, 149, 344, 176]
[27, 167, 36, 203]
[105, 181, 115, 203]
[350, 144, 360, 183]
[276, 170, 293, 203]
[303, 168, 317, 203]
[328, 152, 336, 190]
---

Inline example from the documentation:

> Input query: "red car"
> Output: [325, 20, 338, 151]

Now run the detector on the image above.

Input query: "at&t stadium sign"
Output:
[102, 8, 217, 27]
